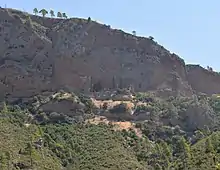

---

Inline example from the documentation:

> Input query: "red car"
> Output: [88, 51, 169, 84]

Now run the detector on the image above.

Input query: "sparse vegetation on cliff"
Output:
[39, 9, 48, 17]
[49, 9, 55, 18]
[33, 8, 38, 15]
[33, 8, 68, 19]
[57, 11, 62, 18]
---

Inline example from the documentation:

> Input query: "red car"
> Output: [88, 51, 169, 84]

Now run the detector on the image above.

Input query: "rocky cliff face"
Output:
[0, 8, 219, 101]
[186, 65, 220, 95]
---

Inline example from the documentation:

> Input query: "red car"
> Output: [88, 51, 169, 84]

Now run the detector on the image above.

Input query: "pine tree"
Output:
[39, 9, 48, 17]
[0, 153, 7, 169]
[50, 10, 55, 18]
[177, 137, 191, 169]
[132, 30, 136, 36]
[57, 12, 62, 18]
[26, 142, 33, 167]
[62, 13, 68, 19]
[2, 102, 8, 113]
[5, 151, 11, 170]
[205, 138, 214, 153]
[87, 17, 91, 23]
[33, 8, 38, 15]
[160, 141, 172, 159]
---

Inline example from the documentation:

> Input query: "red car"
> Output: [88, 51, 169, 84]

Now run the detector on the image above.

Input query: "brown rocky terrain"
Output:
[0, 8, 220, 102]
[186, 64, 220, 95]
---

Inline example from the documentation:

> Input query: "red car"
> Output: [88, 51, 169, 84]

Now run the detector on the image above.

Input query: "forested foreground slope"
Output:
[1, 92, 220, 170]
[0, 108, 144, 170]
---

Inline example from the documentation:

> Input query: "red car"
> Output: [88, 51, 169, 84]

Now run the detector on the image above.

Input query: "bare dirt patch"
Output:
[86, 116, 142, 137]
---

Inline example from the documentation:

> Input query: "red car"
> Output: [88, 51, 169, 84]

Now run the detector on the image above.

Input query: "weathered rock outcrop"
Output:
[0, 8, 219, 100]
[187, 65, 220, 95]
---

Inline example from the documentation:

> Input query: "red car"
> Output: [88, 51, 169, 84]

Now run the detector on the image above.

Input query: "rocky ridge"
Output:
[0, 8, 220, 102]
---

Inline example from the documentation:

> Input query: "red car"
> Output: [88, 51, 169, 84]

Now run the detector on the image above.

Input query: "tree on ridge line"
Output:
[39, 9, 48, 17]
[50, 10, 55, 18]
[33, 8, 68, 19]
[33, 8, 38, 15]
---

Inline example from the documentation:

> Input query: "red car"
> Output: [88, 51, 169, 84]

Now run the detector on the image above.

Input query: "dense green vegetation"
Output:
[1, 91, 220, 169]
[0, 104, 144, 169]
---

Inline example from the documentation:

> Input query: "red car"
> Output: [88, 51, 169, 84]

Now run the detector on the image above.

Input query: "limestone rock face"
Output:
[187, 65, 220, 95]
[0, 8, 219, 101]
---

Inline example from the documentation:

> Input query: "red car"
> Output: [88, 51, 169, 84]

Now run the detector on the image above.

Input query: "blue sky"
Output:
[2, 0, 220, 71]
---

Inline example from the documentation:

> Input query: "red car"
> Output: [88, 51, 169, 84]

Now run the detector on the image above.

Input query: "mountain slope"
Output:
[1, 8, 220, 102]
[2, 7, 220, 170]
[2, 97, 220, 170]
[0, 106, 145, 170]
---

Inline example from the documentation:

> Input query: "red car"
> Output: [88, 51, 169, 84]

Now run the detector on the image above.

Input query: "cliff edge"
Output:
[0, 8, 219, 100]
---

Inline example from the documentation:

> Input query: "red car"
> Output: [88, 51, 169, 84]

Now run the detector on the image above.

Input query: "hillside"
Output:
[0, 107, 144, 170]
[1, 8, 220, 102]
[1, 91, 220, 169]
[1, 7, 220, 170]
